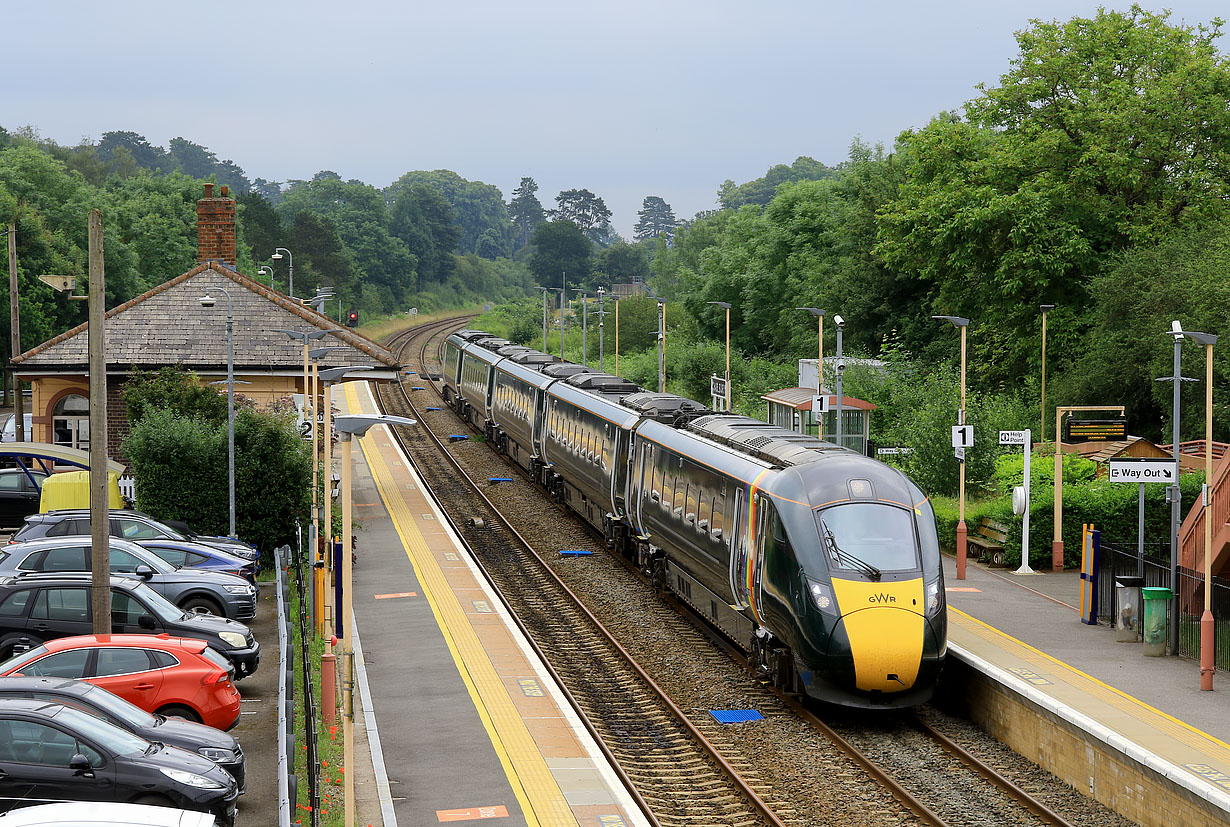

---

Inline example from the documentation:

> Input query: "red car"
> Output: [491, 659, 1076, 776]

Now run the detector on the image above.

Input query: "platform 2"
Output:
[943, 556, 1230, 827]
[338, 381, 649, 827]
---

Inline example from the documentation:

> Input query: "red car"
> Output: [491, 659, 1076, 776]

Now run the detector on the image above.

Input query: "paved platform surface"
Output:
[944, 555, 1230, 813]
[339, 381, 648, 827]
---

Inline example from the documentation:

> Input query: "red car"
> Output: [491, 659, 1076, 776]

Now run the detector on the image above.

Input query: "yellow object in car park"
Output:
[39, 470, 124, 512]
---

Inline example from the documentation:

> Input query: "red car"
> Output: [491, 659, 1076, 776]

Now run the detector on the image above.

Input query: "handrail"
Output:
[1179, 451, 1230, 568]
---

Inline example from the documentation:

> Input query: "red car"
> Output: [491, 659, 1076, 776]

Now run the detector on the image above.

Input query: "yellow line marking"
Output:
[952, 607, 1230, 750]
[344, 382, 572, 827]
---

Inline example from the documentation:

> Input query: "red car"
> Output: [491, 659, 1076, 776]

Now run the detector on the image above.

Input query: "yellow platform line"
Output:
[951, 607, 1230, 752]
[342, 382, 575, 826]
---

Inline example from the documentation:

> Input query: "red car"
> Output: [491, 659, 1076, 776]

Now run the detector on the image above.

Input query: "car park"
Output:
[135, 539, 257, 587]
[0, 536, 257, 622]
[0, 676, 244, 791]
[12, 511, 260, 571]
[0, 698, 237, 825]
[0, 800, 219, 825]
[0, 469, 48, 528]
[0, 573, 260, 679]
[0, 635, 241, 731]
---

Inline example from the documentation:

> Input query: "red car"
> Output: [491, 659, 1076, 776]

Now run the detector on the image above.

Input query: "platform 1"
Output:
[943, 556, 1230, 827]
[337, 381, 649, 827]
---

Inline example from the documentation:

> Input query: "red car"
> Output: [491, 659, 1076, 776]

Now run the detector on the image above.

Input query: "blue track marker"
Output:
[426, 407, 441, 412]
[404, 370, 417, 375]
[488, 477, 513, 483]
[412, 386, 426, 390]
[709, 710, 763, 724]
[448, 434, 468, 441]
[559, 549, 593, 557]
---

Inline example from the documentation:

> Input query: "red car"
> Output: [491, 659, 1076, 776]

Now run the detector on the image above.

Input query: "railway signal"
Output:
[346, 310, 358, 328]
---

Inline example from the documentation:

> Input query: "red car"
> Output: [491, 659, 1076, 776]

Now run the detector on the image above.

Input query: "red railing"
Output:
[1180, 449, 1230, 570]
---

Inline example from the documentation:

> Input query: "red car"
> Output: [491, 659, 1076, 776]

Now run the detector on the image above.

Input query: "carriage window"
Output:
[698, 489, 711, 527]
[686, 481, 697, 520]
[712, 498, 724, 536]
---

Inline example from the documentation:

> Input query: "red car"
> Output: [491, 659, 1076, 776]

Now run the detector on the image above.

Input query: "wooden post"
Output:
[8, 225, 22, 440]
[88, 210, 110, 634]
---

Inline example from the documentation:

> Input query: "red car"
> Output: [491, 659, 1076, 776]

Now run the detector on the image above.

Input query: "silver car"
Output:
[0, 537, 257, 621]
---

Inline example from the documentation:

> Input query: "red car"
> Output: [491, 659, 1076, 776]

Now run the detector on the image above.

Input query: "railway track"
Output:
[366, 317, 1125, 827]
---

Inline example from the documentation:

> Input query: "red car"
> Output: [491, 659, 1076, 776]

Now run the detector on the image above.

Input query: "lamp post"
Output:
[553, 288, 565, 360]
[332, 413, 416, 827]
[199, 287, 239, 538]
[834, 315, 846, 447]
[713, 300, 728, 411]
[271, 247, 294, 300]
[536, 287, 550, 352]
[579, 290, 588, 367]
[315, 365, 373, 639]
[1040, 304, 1055, 440]
[1158, 321, 1191, 655]
[1182, 328, 1217, 688]
[933, 315, 971, 580]
[614, 296, 621, 376]
[273, 329, 329, 531]
[797, 308, 826, 436]
[257, 266, 276, 292]
[597, 288, 606, 371]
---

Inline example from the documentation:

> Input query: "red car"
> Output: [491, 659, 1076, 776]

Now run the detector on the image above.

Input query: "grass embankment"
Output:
[290, 575, 344, 827]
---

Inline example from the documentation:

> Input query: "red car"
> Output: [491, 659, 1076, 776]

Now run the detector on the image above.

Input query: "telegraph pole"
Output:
[8, 225, 23, 438]
[88, 210, 109, 634]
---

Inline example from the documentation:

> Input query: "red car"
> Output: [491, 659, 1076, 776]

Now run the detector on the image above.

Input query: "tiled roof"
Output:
[762, 387, 877, 411]
[12, 263, 399, 373]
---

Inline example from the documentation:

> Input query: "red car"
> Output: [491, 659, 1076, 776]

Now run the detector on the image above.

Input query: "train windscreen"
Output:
[815, 504, 919, 575]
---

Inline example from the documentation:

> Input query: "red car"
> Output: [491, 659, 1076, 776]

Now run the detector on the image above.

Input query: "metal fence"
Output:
[1098, 540, 1230, 669]
[275, 544, 292, 827]
[291, 526, 322, 827]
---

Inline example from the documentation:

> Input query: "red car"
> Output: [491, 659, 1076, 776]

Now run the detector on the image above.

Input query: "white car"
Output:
[0, 801, 216, 825]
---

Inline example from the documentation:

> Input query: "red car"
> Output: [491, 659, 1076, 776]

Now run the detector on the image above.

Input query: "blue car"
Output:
[136, 539, 259, 588]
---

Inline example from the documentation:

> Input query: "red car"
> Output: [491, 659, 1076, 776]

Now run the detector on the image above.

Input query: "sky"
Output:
[4, 1, 1227, 238]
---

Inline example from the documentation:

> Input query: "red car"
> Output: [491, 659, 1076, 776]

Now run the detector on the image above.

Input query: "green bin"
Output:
[1142, 587, 1173, 657]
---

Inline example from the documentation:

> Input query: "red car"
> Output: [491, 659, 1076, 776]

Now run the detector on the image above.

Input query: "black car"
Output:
[0, 676, 244, 792]
[0, 698, 237, 825]
[13, 510, 261, 571]
[0, 574, 261, 679]
[0, 469, 48, 529]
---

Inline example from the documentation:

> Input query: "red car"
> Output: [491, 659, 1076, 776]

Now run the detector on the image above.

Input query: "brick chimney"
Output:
[197, 183, 237, 265]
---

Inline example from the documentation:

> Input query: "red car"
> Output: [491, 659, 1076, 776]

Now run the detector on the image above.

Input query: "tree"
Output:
[528, 220, 591, 288]
[593, 242, 650, 286]
[385, 170, 511, 257]
[550, 189, 613, 245]
[238, 191, 284, 263]
[96, 131, 171, 174]
[508, 177, 546, 250]
[717, 156, 837, 209]
[633, 196, 678, 241]
[390, 183, 462, 283]
[876, 6, 1230, 386]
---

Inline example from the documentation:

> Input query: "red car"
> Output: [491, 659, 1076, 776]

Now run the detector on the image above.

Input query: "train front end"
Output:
[784, 463, 947, 708]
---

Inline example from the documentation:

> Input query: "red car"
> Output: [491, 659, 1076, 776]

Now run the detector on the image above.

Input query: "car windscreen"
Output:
[130, 582, 186, 623]
[0, 644, 49, 674]
[53, 705, 148, 757]
[82, 683, 158, 727]
[815, 503, 920, 574]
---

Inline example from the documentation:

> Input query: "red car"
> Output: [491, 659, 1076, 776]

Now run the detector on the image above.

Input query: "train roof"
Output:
[564, 372, 641, 397]
[461, 340, 508, 365]
[508, 351, 557, 367]
[493, 356, 557, 389]
[451, 329, 493, 342]
[547, 381, 642, 428]
[686, 414, 843, 468]
[541, 363, 596, 379]
[622, 392, 709, 424]
[496, 344, 534, 356]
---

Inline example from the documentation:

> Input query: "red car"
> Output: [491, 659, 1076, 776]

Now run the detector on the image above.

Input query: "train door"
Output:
[753, 494, 769, 607]
[633, 439, 653, 534]
[612, 428, 629, 518]
[729, 487, 748, 609]
[532, 390, 546, 457]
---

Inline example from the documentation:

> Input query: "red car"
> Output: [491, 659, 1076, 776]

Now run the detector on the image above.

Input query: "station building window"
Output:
[52, 394, 89, 450]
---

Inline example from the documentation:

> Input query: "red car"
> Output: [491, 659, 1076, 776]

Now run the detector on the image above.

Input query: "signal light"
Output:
[346, 311, 358, 328]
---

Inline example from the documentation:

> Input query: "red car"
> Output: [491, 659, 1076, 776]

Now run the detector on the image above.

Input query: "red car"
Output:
[0, 633, 241, 730]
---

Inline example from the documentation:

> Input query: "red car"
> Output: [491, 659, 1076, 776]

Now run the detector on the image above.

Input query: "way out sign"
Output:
[1108, 457, 1176, 483]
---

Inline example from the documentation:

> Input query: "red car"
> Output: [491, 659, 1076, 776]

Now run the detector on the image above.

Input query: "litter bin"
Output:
[1115, 576, 1145, 642]
[1142, 587, 1173, 656]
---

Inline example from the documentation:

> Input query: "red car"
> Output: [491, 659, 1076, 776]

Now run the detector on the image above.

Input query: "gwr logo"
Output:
[869, 593, 897, 604]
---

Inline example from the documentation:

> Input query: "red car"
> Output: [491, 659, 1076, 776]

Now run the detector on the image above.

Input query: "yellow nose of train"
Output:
[830, 578, 925, 692]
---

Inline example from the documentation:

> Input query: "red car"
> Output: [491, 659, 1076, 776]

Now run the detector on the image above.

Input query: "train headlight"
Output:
[925, 577, 944, 618]
[806, 578, 838, 616]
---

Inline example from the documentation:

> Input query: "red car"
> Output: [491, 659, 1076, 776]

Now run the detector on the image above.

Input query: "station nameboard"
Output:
[1064, 417, 1127, 442]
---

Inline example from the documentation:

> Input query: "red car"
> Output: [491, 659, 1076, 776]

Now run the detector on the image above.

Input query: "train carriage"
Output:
[433, 328, 946, 708]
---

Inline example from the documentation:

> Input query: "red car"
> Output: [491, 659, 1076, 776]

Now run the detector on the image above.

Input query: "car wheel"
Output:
[180, 596, 224, 617]
[157, 704, 202, 723]
[132, 793, 176, 808]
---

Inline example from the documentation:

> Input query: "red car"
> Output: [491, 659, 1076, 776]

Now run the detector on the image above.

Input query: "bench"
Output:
[967, 517, 1009, 565]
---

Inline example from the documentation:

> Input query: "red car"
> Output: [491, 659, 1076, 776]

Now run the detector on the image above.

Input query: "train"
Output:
[441, 329, 947, 708]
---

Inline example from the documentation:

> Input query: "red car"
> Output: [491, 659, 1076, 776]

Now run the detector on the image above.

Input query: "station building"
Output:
[10, 183, 399, 467]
